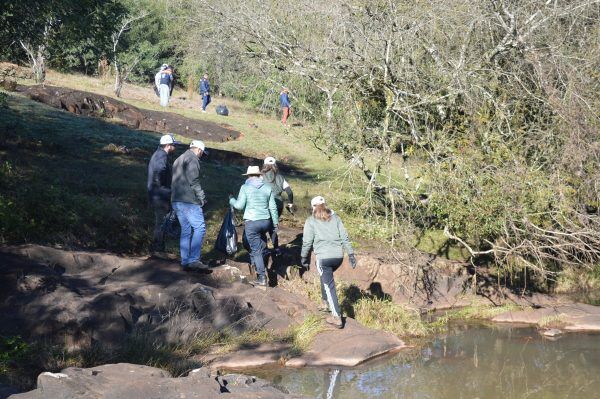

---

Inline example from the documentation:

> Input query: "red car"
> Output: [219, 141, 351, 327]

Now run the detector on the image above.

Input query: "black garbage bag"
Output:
[216, 104, 229, 116]
[162, 210, 180, 238]
[215, 207, 238, 255]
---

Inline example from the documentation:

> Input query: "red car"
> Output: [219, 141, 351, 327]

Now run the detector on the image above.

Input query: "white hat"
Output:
[264, 156, 276, 165]
[190, 140, 209, 155]
[311, 196, 326, 207]
[159, 134, 179, 145]
[243, 165, 262, 176]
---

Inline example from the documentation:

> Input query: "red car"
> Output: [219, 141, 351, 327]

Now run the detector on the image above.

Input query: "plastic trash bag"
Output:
[216, 104, 229, 116]
[215, 207, 238, 255]
[162, 210, 180, 238]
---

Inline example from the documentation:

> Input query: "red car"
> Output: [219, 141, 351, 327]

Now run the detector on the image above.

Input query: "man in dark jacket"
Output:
[199, 73, 211, 113]
[171, 140, 209, 270]
[147, 134, 179, 252]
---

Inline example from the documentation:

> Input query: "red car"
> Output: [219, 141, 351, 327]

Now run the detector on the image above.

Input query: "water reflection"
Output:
[261, 323, 600, 398]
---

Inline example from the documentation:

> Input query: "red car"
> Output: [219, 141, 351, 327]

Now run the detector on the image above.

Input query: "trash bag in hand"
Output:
[215, 207, 238, 255]
[162, 210, 180, 238]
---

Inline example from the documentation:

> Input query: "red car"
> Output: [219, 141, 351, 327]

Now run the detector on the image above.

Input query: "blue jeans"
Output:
[244, 219, 272, 277]
[172, 202, 206, 266]
[202, 94, 211, 110]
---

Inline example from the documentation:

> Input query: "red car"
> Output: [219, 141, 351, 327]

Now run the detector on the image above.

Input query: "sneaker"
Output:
[326, 315, 343, 329]
[250, 275, 267, 288]
[318, 300, 329, 313]
[183, 261, 209, 271]
[202, 110, 207, 113]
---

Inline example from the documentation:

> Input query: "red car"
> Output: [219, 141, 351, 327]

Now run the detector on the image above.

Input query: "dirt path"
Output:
[17, 85, 241, 142]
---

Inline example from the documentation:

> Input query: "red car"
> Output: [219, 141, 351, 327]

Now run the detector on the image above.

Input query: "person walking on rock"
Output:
[156, 65, 173, 107]
[199, 73, 211, 113]
[279, 87, 291, 126]
[261, 156, 294, 256]
[230, 166, 279, 287]
[171, 140, 209, 271]
[301, 196, 357, 329]
[147, 134, 179, 253]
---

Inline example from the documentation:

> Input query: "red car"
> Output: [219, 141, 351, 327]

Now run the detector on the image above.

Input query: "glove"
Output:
[286, 203, 294, 211]
[301, 257, 310, 270]
[349, 254, 357, 269]
[272, 225, 278, 234]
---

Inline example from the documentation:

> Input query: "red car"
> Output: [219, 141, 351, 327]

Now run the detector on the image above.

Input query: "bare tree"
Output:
[112, 12, 148, 97]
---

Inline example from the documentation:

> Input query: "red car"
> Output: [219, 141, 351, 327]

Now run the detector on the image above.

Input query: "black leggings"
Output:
[316, 257, 343, 317]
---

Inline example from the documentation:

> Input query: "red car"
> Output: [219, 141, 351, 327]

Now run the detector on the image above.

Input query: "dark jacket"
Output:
[147, 147, 172, 204]
[199, 79, 210, 95]
[171, 149, 206, 206]
[279, 92, 290, 108]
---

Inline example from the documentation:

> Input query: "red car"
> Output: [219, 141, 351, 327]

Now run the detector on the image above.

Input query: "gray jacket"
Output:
[301, 213, 353, 260]
[171, 149, 206, 206]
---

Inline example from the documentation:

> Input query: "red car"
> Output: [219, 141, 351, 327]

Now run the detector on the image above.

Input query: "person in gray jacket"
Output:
[301, 196, 357, 328]
[261, 156, 293, 255]
[230, 165, 279, 287]
[171, 140, 209, 271]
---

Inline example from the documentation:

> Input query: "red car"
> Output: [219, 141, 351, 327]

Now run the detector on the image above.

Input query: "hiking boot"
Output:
[250, 275, 267, 288]
[183, 261, 209, 271]
[326, 315, 343, 329]
[318, 300, 329, 313]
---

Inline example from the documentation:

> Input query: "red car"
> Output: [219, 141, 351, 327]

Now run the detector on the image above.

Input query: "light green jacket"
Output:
[301, 212, 353, 259]
[229, 178, 279, 224]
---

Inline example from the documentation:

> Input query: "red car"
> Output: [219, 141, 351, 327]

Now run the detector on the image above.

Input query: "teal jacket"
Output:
[230, 177, 279, 224]
[301, 212, 354, 259]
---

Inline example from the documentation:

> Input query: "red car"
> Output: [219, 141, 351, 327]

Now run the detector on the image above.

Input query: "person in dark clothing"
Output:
[171, 140, 209, 271]
[301, 196, 357, 328]
[147, 134, 179, 252]
[199, 73, 211, 113]
[261, 156, 294, 255]
[279, 87, 291, 126]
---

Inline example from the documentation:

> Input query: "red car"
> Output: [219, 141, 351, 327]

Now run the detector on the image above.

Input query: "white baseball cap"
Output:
[311, 196, 326, 207]
[190, 139, 208, 152]
[243, 165, 262, 176]
[264, 156, 276, 165]
[159, 134, 179, 145]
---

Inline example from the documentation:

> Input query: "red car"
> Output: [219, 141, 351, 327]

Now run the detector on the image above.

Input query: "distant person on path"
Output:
[279, 87, 291, 126]
[171, 140, 209, 271]
[147, 134, 179, 253]
[155, 65, 173, 107]
[261, 156, 294, 255]
[230, 166, 279, 288]
[199, 73, 211, 113]
[301, 196, 357, 329]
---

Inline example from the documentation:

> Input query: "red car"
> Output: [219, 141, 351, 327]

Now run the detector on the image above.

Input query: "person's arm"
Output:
[187, 157, 206, 206]
[229, 185, 247, 210]
[153, 152, 171, 197]
[268, 190, 279, 226]
[155, 72, 160, 88]
[336, 215, 354, 255]
[282, 179, 294, 204]
[301, 218, 314, 259]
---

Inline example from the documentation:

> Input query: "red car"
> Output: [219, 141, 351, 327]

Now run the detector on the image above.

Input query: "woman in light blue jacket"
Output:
[230, 166, 278, 287]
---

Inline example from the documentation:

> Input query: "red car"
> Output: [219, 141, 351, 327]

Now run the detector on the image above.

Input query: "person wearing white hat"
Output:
[229, 165, 279, 287]
[261, 156, 294, 256]
[147, 134, 179, 253]
[155, 65, 173, 107]
[301, 196, 357, 329]
[171, 140, 209, 271]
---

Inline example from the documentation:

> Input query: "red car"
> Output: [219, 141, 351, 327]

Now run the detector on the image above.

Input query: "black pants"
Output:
[317, 257, 343, 317]
[151, 199, 169, 251]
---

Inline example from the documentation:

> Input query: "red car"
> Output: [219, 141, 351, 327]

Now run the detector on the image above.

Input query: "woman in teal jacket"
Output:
[230, 166, 278, 287]
[301, 196, 357, 328]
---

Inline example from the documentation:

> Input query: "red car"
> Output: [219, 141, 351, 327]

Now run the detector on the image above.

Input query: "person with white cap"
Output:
[261, 156, 294, 255]
[155, 64, 173, 107]
[171, 140, 210, 271]
[301, 196, 357, 328]
[147, 134, 179, 253]
[229, 165, 279, 287]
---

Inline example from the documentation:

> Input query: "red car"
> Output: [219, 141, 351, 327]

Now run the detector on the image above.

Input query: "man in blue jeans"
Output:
[199, 73, 211, 113]
[171, 140, 209, 271]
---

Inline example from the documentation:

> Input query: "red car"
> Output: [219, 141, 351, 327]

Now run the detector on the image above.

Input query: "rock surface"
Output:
[8, 363, 306, 399]
[492, 303, 600, 332]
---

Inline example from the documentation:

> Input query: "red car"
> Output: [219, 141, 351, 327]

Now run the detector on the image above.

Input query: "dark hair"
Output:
[313, 203, 332, 221]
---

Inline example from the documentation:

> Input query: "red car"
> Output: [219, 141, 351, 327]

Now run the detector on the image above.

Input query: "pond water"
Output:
[257, 323, 600, 399]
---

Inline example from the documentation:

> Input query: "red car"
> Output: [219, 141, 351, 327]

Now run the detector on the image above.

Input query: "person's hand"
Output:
[301, 257, 310, 270]
[286, 203, 294, 212]
[273, 225, 278, 234]
[349, 254, 357, 269]
[228, 193, 234, 200]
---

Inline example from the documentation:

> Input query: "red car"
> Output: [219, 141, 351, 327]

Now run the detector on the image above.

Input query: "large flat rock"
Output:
[210, 343, 290, 369]
[285, 319, 406, 367]
[492, 303, 600, 332]
[8, 363, 306, 399]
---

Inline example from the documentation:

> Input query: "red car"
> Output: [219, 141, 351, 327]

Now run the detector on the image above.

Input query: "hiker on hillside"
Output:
[171, 140, 209, 271]
[301, 196, 357, 329]
[261, 156, 294, 256]
[155, 65, 173, 107]
[199, 73, 211, 113]
[229, 166, 279, 287]
[147, 134, 179, 253]
[279, 87, 291, 126]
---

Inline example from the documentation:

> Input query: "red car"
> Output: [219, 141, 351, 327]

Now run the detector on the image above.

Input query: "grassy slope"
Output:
[2, 70, 467, 260]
